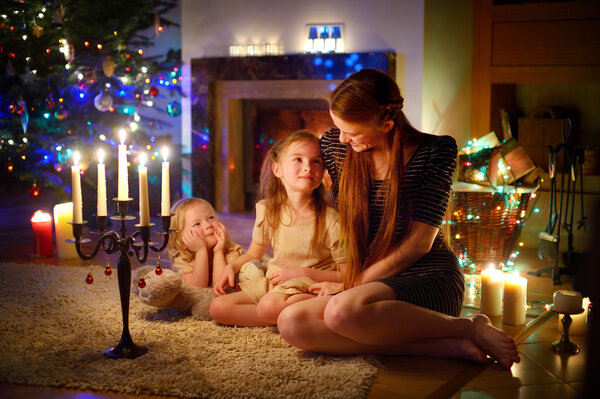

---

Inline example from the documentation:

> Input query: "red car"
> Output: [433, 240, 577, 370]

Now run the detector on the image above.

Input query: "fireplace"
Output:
[191, 52, 396, 211]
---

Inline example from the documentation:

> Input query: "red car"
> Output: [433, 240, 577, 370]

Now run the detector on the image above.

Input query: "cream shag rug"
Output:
[0, 262, 378, 398]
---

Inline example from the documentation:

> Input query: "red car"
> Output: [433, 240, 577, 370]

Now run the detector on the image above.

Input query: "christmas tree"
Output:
[0, 0, 181, 210]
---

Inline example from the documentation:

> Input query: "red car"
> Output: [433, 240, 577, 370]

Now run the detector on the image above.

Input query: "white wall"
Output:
[181, 0, 426, 155]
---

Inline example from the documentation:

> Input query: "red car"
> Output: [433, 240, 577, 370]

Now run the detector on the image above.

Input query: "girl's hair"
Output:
[167, 197, 236, 263]
[330, 69, 421, 289]
[258, 130, 327, 250]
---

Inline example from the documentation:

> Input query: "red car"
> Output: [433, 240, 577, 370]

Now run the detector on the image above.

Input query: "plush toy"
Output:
[136, 260, 266, 320]
[136, 266, 215, 320]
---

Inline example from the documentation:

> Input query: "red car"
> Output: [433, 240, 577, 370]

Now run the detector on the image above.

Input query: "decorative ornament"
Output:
[167, 100, 181, 117]
[6, 158, 13, 173]
[31, 24, 44, 38]
[138, 276, 146, 288]
[86, 272, 94, 284]
[52, 0, 64, 29]
[62, 39, 74, 62]
[104, 266, 112, 276]
[148, 86, 159, 97]
[18, 98, 28, 134]
[54, 163, 63, 172]
[29, 183, 40, 197]
[94, 92, 113, 112]
[77, 79, 87, 91]
[154, 12, 160, 37]
[0, 18, 5, 30]
[46, 87, 55, 109]
[54, 102, 68, 120]
[155, 255, 163, 275]
[102, 56, 115, 77]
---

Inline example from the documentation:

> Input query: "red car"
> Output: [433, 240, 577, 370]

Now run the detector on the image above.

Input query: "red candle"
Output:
[31, 210, 53, 257]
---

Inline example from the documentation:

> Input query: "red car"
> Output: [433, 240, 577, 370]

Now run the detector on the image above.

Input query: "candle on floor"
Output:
[53, 202, 78, 258]
[31, 210, 53, 257]
[71, 151, 83, 223]
[557, 297, 590, 336]
[138, 152, 150, 226]
[97, 149, 107, 217]
[118, 129, 129, 200]
[503, 272, 527, 325]
[480, 266, 503, 317]
[161, 146, 170, 216]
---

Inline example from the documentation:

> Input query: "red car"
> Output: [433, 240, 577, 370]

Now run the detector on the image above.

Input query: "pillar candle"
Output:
[161, 146, 170, 216]
[138, 153, 150, 226]
[97, 149, 107, 217]
[480, 267, 503, 317]
[53, 202, 79, 258]
[118, 129, 129, 200]
[31, 210, 53, 257]
[71, 151, 83, 223]
[503, 272, 527, 325]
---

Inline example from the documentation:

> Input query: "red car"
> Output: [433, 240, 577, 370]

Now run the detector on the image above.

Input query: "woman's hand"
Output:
[308, 281, 343, 296]
[181, 227, 207, 254]
[213, 263, 236, 296]
[213, 222, 227, 253]
[269, 267, 307, 286]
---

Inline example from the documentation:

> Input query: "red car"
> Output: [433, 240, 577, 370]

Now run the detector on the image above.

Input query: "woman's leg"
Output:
[256, 292, 315, 324]
[209, 291, 270, 327]
[278, 283, 519, 367]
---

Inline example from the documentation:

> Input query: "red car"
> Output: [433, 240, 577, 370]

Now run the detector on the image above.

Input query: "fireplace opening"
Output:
[242, 98, 334, 209]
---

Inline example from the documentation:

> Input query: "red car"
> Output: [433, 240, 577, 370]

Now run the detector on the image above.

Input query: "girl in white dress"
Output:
[210, 131, 346, 326]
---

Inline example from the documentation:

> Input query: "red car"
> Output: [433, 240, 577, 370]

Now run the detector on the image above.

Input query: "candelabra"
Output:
[69, 198, 174, 359]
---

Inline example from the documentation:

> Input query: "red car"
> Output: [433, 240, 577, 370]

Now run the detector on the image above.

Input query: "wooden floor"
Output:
[0, 191, 595, 398]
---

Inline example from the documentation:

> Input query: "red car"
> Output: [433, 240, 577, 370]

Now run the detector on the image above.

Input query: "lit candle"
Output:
[161, 146, 170, 216]
[53, 202, 79, 258]
[480, 266, 503, 317]
[558, 297, 590, 336]
[118, 129, 129, 200]
[71, 151, 83, 223]
[97, 149, 107, 217]
[503, 272, 527, 325]
[31, 210, 53, 257]
[138, 153, 150, 226]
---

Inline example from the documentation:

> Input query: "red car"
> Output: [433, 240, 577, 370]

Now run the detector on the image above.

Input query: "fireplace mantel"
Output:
[190, 52, 396, 211]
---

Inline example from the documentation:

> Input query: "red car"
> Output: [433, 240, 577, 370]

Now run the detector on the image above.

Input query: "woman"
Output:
[277, 69, 520, 368]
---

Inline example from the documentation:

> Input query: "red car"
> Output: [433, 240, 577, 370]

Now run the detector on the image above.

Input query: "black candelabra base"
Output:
[69, 199, 175, 359]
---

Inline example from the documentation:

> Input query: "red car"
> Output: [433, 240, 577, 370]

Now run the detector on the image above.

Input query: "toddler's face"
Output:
[182, 202, 219, 248]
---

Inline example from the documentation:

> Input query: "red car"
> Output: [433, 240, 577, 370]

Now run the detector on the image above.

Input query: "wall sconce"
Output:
[305, 23, 344, 53]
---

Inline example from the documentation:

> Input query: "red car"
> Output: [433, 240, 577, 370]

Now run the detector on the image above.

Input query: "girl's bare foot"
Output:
[470, 314, 520, 368]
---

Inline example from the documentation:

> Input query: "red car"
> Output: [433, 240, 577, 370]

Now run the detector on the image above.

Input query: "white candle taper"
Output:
[71, 151, 83, 223]
[138, 153, 150, 226]
[161, 146, 170, 216]
[117, 129, 129, 200]
[97, 149, 107, 217]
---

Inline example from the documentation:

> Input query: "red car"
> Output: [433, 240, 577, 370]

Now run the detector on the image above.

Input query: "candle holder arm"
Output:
[69, 221, 120, 260]
[149, 214, 174, 252]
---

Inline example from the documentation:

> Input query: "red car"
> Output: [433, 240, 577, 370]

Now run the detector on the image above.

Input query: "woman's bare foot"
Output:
[470, 314, 520, 368]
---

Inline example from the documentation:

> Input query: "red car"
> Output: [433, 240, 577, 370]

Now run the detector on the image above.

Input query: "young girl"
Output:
[168, 198, 243, 288]
[209, 131, 346, 326]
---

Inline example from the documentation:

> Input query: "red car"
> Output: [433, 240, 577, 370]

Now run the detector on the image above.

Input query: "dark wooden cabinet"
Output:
[471, 0, 600, 137]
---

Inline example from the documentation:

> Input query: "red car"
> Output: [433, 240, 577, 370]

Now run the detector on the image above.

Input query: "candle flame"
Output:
[31, 210, 52, 223]
[73, 151, 80, 167]
[161, 146, 169, 162]
[139, 152, 147, 168]
[119, 128, 126, 145]
[98, 148, 104, 164]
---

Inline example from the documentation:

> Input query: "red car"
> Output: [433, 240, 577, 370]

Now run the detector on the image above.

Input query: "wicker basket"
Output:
[450, 183, 536, 272]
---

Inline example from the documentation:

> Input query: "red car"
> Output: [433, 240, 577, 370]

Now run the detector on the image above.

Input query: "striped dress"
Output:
[320, 128, 464, 317]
